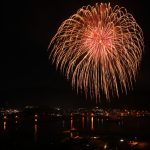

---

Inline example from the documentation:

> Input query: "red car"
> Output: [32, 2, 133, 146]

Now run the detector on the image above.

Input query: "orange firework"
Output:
[48, 3, 144, 102]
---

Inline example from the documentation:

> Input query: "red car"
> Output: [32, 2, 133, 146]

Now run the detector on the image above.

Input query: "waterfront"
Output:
[0, 107, 150, 149]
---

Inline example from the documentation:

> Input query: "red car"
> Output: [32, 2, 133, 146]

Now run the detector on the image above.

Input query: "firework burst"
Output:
[48, 3, 144, 102]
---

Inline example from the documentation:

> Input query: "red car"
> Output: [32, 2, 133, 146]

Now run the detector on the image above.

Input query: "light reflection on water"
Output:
[91, 116, 94, 130]
[2, 114, 150, 134]
[82, 115, 84, 129]
[34, 123, 38, 143]
[3, 121, 6, 131]
[1, 114, 150, 149]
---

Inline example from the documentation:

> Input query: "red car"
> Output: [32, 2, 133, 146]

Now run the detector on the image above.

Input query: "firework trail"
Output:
[48, 3, 144, 102]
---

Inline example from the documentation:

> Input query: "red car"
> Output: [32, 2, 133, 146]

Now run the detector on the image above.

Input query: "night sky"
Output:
[2, 0, 150, 108]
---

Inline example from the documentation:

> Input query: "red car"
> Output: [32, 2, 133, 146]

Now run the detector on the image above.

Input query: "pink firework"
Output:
[48, 3, 144, 102]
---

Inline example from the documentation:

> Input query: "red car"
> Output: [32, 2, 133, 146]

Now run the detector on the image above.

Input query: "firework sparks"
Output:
[48, 3, 144, 102]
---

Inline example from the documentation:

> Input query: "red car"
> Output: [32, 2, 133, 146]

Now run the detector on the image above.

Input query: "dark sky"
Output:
[2, 0, 150, 108]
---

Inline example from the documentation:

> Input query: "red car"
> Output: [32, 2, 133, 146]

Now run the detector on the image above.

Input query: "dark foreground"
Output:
[0, 112, 150, 150]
